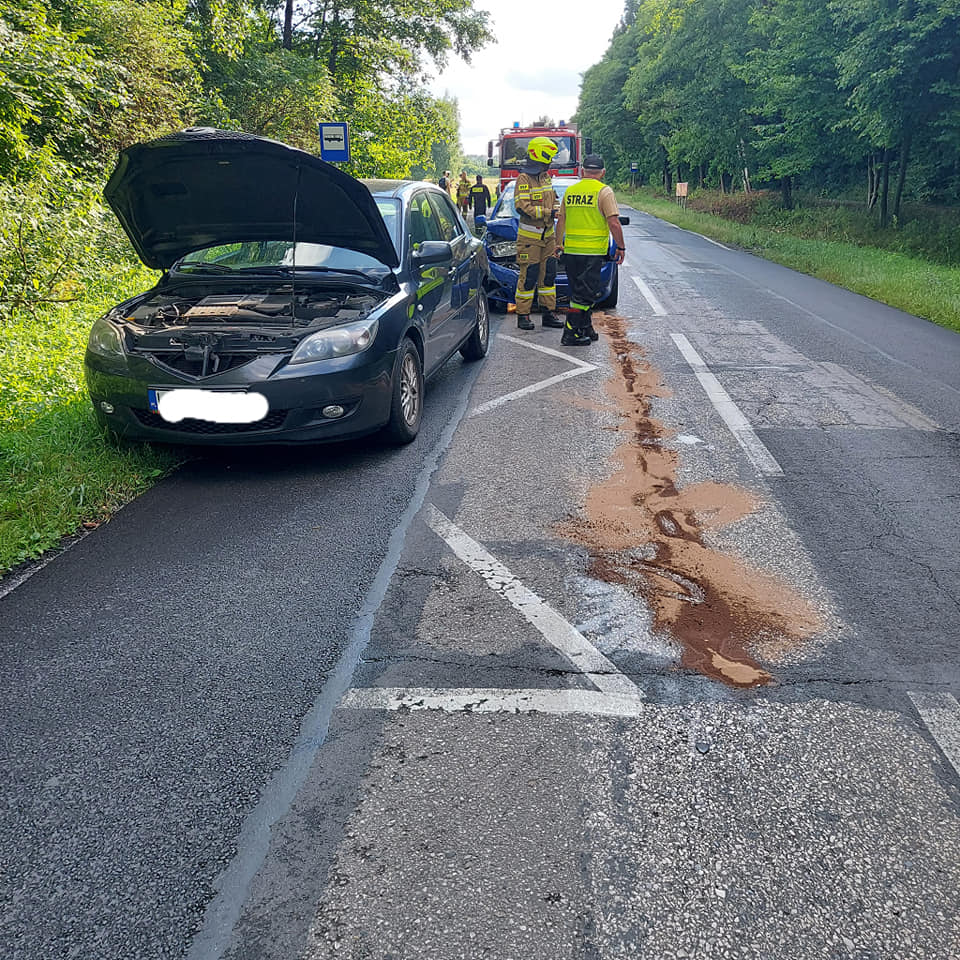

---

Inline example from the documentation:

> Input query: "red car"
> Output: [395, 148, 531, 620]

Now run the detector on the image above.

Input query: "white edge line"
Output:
[341, 687, 646, 717]
[631, 275, 668, 315]
[670, 332, 784, 478]
[909, 691, 960, 779]
[423, 504, 642, 698]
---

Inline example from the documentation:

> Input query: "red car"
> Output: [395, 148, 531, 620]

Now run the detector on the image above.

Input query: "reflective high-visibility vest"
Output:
[562, 179, 609, 255]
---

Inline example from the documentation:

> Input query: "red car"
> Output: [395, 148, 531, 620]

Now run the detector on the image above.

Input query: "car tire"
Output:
[383, 338, 423, 445]
[597, 264, 619, 309]
[459, 290, 490, 361]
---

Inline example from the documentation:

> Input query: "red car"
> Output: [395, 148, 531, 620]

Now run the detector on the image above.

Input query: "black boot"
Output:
[585, 310, 599, 341]
[560, 314, 591, 346]
[517, 314, 534, 330]
[541, 310, 564, 328]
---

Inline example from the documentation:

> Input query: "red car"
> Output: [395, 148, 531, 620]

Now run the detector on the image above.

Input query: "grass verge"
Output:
[1, 269, 182, 578]
[619, 187, 960, 334]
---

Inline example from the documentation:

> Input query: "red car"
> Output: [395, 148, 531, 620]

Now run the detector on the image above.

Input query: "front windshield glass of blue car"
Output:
[494, 182, 572, 220]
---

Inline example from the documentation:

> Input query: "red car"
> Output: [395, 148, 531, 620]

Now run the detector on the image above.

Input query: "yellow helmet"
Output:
[527, 136, 558, 164]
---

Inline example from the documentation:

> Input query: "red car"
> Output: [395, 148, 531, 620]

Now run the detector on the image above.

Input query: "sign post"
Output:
[318, 122, 350, 163]
[676, 181, 688, 208]
[630, 161, 639, 189]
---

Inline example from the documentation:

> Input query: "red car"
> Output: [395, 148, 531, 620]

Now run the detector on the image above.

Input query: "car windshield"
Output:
[501, 136, 575, 167]
[493, 182, 575, 220]
[174, 198, 401, 276]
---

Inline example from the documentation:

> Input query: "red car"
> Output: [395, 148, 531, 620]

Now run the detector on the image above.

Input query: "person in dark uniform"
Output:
[469, 175, 491, 218]
[555, 154, 625, 345]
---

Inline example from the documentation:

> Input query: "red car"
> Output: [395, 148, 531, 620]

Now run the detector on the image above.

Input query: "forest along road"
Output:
[3, 207, 960, 960]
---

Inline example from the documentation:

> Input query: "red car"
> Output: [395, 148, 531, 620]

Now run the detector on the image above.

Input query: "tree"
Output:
[738, 0, 858, 207]
[832, 0, 960, 224]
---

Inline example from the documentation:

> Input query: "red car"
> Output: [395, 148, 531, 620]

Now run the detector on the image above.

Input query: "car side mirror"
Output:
[619, 216, 630, 225]
[487, 158, 494, 166]
[474, 215, 486, 230]
[411, 240, 453, 267]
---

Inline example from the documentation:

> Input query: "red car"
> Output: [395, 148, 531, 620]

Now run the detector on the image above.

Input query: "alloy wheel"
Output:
[400, 353, 421, 425]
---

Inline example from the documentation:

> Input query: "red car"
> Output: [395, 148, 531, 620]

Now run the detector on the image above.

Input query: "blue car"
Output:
[476, 176, 626, 313]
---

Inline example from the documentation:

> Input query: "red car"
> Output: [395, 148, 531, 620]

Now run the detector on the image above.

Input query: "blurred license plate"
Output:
[147, 388, 269, 424]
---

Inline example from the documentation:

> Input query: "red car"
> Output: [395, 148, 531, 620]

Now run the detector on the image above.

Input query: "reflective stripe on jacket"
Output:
[562, 178, 609, 256]
[514, 171, 556, 238]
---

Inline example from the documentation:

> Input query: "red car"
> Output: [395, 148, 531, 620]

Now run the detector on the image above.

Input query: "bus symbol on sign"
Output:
[318, 122, 350, 163]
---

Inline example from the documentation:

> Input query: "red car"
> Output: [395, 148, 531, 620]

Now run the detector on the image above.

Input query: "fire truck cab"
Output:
[487, 121, 591, 193]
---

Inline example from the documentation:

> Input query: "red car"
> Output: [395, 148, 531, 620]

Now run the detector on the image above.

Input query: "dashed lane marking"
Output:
[909, 691, 960, 780]
[340, 687, 647, 717]
[422, 504, 642, 698]
[631, 275, 668, 315]
[670, 332, 784, 478]
[470, 334, 597, 416]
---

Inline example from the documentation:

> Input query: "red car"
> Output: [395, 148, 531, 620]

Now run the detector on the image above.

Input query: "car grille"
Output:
[132, 409, 288, 435]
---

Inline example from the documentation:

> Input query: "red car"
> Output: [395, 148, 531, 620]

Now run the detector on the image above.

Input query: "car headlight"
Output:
[290, 316, 379, 365]
[87, 315, 125, 357]
[488, 240, 517, 259]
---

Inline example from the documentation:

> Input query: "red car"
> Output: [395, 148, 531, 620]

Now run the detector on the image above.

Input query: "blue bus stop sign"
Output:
[630, 162, 639, 172]
[318, 122, 350, 162]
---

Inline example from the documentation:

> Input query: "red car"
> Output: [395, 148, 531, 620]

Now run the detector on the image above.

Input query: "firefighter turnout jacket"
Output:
[514, 169, 557, 241]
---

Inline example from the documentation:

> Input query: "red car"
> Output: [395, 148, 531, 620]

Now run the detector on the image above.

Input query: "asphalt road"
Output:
[2, 208, 960, 959]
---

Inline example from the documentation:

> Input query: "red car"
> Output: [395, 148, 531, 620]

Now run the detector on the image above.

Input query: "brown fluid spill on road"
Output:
[561, 313, 822, 688]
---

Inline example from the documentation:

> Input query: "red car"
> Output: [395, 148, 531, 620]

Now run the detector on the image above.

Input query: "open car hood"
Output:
[104, 128, 399, 270]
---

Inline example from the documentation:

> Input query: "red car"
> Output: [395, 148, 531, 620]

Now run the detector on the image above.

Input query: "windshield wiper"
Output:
[175, 263, 234, 275]
[240, 266, 386, 282]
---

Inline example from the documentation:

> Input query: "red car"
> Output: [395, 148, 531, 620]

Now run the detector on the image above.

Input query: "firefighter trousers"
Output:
[515, 237, 557, 316]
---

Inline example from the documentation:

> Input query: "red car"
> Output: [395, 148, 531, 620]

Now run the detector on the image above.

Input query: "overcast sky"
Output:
[428, 0, 626, 156]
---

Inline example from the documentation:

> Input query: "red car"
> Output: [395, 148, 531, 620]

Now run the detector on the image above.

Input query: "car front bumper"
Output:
[84, 347, 398, 446]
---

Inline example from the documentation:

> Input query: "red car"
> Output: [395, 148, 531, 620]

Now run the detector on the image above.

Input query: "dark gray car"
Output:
[85, 128, 490, 445]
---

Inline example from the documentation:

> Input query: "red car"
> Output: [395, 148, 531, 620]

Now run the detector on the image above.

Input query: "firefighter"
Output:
[513, 136, 563, 331]
[469, 175, 491, 219]
[555, 154, 625, 346]
[456, 172, 471, 214]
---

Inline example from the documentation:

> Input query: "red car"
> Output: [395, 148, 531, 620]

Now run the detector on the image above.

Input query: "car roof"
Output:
[362, 179, 448, 201]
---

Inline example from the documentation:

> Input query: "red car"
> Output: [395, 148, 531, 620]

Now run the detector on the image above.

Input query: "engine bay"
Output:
[118, 282, 387, 378]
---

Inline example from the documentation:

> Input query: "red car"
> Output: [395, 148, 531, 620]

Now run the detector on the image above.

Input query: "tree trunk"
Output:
[283, 0, 293, 49]
[866, 154, 876, 209]
[698, 164, 705, 188]
[663, 161, 672, 196]
[892, 129, 913, 223]
[738, 139, 751, 193]
[780, 175, 793, 210]
[879, 147, 891, 228]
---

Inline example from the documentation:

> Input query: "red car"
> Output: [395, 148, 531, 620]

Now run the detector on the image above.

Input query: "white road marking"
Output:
[423, 504, 642, 698]
[696, 233, 729, 250]
[341, 687, 646, 717]
[497, 334, 597, 370]
[470, 334, 597, 416]
[670, 332, 784, 477]
[655, 216, 730, 250]
[717, 263, 960, 400]
[631, 275, 668, 315]
[909, 691, 960, 779]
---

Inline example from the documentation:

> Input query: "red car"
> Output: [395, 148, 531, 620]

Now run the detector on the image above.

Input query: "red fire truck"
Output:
[487, 121, 591, 192]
